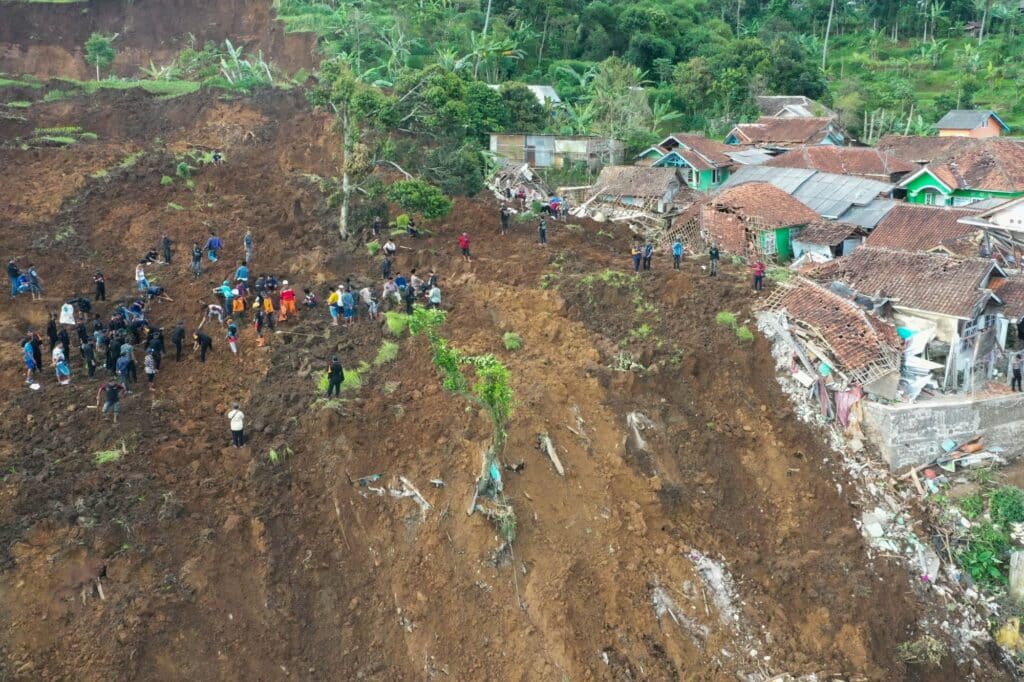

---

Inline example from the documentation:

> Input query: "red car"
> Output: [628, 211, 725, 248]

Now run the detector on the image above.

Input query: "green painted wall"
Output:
[652, 152, 729, 190]
[758, 226, 798, 262]
[903, 170, 1023, 206]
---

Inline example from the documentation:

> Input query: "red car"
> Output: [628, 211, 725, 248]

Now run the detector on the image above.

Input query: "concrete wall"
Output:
[862, 393, 1024, 471]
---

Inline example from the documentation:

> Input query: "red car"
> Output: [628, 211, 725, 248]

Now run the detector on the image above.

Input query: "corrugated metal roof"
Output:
[841, 200, 899, 229]
[935, 109, 1007, 131]
[721, 166, 894, 226]
[724, 149, 774, 165]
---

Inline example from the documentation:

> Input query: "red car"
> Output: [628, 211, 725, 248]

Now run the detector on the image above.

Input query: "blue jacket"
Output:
[672, 241, 683, 256]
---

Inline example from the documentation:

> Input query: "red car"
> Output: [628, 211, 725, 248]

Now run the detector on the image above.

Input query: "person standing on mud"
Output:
[23, 337, 37, 384]
[381, 256, 393, 280]
[6, 259, 20, 298]
[279, 281, 297, 321]
[144, 349, 157, 390]
[171, 321, 186, 362]
[190, 243, 202, 278]
[93, 271, 106, 301]
[372, 216, 383, 240]
[27, 264, 43, 300]
[193, 331, 213, 362]
[161, 233, 173, 265]
[52, 344, 71, 385]
[642, 241, 654, 271]
[226, 318, 240, 358]
[326, 355, 345, 397]
[244, 229, 255, 265]
[672, 239, 684, 270]
[500, 205, 511, 235]
[631, 242, 642, 273]
[28, 331, 42, 376]
[46, 312, 58, 351]
[1012, 353, 1023, 392]
[383, 239, 397, 260]
[227, 403, 245, 448]
[82, 338, 97, 378]
[96, 380, 126, 423]
[458, 232, 471, 263]
[538, 218, 547, 247]
[403, 282, 417, 314]
[205, 231, 223, 263]
[135, 261, 148, 293]
[709, 244, 720, 277]
[752, 259, 766, 292]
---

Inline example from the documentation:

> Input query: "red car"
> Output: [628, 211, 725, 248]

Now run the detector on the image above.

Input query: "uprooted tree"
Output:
[408, 306, 517, 542]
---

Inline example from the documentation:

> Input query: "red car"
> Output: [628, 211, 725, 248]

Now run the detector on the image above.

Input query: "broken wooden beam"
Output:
[537, 433, 565, 476]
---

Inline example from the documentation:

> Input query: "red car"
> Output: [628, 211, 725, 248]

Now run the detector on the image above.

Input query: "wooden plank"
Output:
[538, 433, 565, 476]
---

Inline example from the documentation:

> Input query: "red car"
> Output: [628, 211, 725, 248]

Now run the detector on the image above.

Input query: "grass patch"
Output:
[367, 241, 381, 257]
[342, 361, 371, 391]
[166, 202, 185, 211]
[5, 100, 31, 108]
[735, 326, 754, 342]
[373, 341, 399, 366]
[42, 89, 71, 102]
[0, 76, 42, 89]
[37, 135, 76, 145]
[384, 311, 409, 336]
[160, 175, 174, 186]
[767, 266, 791, 283]
[502, 332, 523, 351]
[715, 311, 737, 328]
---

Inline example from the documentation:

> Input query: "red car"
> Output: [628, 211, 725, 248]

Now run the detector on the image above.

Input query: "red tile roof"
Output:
[766, 146, 915, 180]
[808, 247, 997, 319]
[866, 205, 980, 253]
[728, 117, 842, 146]
[996, 277, 1024, 321]
[660, 133, 734, 170]
[593, 166, 681, 198]
[771, 279, 902, 372]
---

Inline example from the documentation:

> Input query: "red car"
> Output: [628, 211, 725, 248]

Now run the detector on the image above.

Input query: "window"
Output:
[711, 168, 722, 184]
[921, 188, 946, 206]
[684, 165, 696, 186]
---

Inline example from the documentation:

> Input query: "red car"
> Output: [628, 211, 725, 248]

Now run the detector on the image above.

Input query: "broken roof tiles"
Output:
[809, 247, 997, 319]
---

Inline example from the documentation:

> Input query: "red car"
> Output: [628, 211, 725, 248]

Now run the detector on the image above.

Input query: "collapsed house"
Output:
[808, 247, 1024, 395]
[487, 162, 551, 205]
[573, 166, 696, 226]
[759, 277, 903, 394]
[667, 182, 818, 261]
[958, 195, 1024, 268]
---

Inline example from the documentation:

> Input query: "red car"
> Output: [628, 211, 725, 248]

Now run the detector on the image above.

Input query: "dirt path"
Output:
[0, 88, 1007, 680]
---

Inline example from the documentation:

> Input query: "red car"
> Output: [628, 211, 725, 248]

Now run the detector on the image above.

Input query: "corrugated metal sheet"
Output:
[724, 149, 774, 165]
[721, 166, 895, 227]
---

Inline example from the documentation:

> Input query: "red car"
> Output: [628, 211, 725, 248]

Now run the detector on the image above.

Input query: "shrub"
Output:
[630, 324, 652, 341]
[384, 311, 409, 336]
[366, 241, 380, 257]
[387, 179, 452, 220]
[176, 161, 193, 178]
[990, 486, 1024, 526]
[736, 326, 754, 342]
[715, 311, 737, 328]
[94, 449, 122, 465]
[959, 493, 985, 519]
[374, 341, 399, 366]
[160, 175, 174, 186]
[502, 332, 523, 351]
[959, 522, 1011, 586]
[342, 361, 370, 391]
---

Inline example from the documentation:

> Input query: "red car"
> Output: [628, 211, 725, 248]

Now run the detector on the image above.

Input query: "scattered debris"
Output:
[536, 432, 565, 476]
[626, 411, 654, 452]
[356, 473, 384, 487]
[650, 580, 708, 647]
[487, 162, 550, 203]
[429, 479, 445, 488]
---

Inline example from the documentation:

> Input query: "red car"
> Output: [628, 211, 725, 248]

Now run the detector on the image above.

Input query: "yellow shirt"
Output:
[327, 291, 340, 305]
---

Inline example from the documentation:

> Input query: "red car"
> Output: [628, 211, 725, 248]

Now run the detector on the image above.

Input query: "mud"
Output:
[0, 86, 1009, 680]
[0, 0, 315, 79]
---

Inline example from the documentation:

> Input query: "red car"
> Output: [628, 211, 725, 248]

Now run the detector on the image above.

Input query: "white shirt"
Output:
[135, 265, 146, 282]
[228, 409, 244, 431]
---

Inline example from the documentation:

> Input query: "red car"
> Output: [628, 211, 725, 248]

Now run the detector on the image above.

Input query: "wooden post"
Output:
[1010, 551, 1024, 603]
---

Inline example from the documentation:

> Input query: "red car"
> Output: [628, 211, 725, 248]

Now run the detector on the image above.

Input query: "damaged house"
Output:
[878, 136, 1024, 207]
[581, 166, 693, 218]
[755, 95, 836, 119]
[759, 277, 903, 392]
[791, 221, 867, 262]
[669, 182, 818, 262]
[809, 247, 1018, 393]
[958, 195, 1024, 267]
[724, 117, 852, 152]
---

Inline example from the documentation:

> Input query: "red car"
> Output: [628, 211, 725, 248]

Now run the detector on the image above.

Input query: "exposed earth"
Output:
[0, 4, 1011, 681]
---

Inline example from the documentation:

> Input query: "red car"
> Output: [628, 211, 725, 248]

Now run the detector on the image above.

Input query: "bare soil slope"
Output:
[0, 0, 315, 79]
[0, 88, 1006, 680]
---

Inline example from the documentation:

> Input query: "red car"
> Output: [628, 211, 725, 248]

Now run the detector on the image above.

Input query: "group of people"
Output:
[7, 259, 44, 300]
[628, 239, 767, 287]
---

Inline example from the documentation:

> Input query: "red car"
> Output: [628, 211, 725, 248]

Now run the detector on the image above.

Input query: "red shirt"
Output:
[280, 288, 296, 302]
[752, 262, 766, 276]
[458, 235, 470, 249]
